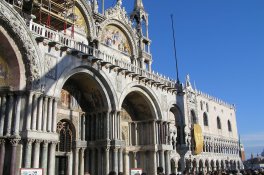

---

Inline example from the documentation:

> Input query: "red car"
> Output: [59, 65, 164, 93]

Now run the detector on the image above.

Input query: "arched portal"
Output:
[120, 89, 159, 174]
[216, 160, 220, 171]
[56, 72, 109, 175]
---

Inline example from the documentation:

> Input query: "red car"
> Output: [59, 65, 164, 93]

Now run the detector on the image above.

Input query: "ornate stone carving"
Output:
[10, 138, 21, 146]
[0, 1, 42, 90]
[0, 139, 5, 145]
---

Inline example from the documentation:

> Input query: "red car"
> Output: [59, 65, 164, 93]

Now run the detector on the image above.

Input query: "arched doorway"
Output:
[120, 89, 160, 174]
[56, 72, 109, 175]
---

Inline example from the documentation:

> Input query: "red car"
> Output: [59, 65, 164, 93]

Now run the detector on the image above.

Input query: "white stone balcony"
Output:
[29, 21, 178, 92]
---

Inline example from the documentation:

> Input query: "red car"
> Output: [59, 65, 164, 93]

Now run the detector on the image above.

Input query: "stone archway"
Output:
[120, 89, 160, 174]
[56, 72, 111, 175]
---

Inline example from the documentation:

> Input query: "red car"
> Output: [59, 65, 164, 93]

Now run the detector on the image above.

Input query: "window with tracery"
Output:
[56, 121, 73, 152]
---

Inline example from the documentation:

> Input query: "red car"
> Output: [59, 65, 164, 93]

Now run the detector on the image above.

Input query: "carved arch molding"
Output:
[0, 1, 42, 90]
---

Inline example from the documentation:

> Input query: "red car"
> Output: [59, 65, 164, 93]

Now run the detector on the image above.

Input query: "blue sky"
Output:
[103, 0, 264, 158]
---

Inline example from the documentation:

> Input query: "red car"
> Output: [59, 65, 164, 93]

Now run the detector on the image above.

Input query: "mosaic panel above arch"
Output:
[74, 6, 88, 34]
[101, 25, 131, 55]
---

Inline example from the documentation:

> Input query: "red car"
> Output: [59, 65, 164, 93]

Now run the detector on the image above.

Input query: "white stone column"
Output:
[47, 97, 53, 132]
[165, 151, 171, 175]
[74, 147, 80, 175]
[124, 151, 129, 175]
[41, 140, 49, 174]
[118, 148, 123, 173]
[6, 94, 14, 136]
[31, 94, 39, 131]
[48, 141, 57, 175]
[14, 94, 22, 136]
[33, 140, 41, 168]
[135, 123, 138, 145]
[26, 92, 33, 130]
[113, 148, 118, 172]
[10, 138, 20, 175]
[42, 97, 48, 131]
[133, 152, 137, 168]
[52, 99, 58, 132]
[0, 95, 6, 136]
[37, 96, 43, 131]
[0, 139, 5, 175]
[159, 150, 165, 170]
[105, 112, 110, 140]
[104, 147, 110, 175]
[25, 139, 35, 168]
[80, 148, 85, 175]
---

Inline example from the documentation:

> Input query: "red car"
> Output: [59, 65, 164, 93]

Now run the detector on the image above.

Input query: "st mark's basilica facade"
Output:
[0, 0, 243, 174]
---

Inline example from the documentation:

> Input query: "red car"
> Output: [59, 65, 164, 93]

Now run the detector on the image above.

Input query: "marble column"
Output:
[133, 152, 137, 168]
[159, 150, 165, 170]
[118, 148, 123, 173]
[25, 139, 34, 168]
[10, 138, 20, 175]
[80, 148, 85, 175]
[42, 97, 48, 131]
[0, 95, 6, 136]
[165, 151, 171, 175]
[113, 148, 118, 173]
[149, 151, 157, 175]
[33, 140, 41, 168]
[74, 147, 80, 175]
[26, 92, 33, 130]
[124, 151, 129, 175]
[41, 140, 49, 174]
[0, 139, 6, 175]
[31, 94, 39, 131]
[48, 141, 57, 175]
[6, 94, 14, 136]
[47, 97, 53, 132]
[105, 112, 110, 140]
[37, 96, 43, 131]
[104, 147, 110, 175]
[14, 94, 21, 136]
[52, 99, 58, 132]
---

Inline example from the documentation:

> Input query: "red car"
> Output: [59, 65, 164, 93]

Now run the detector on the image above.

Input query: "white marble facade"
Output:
[0, 0, 242, 175]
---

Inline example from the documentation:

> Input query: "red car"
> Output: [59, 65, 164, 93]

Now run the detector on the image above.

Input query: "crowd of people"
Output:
[107, 167, 264, 175]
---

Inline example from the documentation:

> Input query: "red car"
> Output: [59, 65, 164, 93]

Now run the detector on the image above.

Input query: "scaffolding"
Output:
[6, 0, 76, 37]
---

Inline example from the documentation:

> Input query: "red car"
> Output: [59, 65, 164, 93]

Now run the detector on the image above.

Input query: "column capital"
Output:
[10, 138, 21, 146]
[51, 141, 59, 145]
[105, 146, 110, 152]
[26, 139, 35, 145]
[42, 140, 49, 146]
[0, 139, 5, 145]
[35, 139, 43, 144]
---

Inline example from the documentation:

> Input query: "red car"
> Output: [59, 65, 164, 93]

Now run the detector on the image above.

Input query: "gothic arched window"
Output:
[203, 113, 209, 126]
[56, 121, 73, 152]
[228, 120, 232, 132]
[217, 117, 221, 129]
